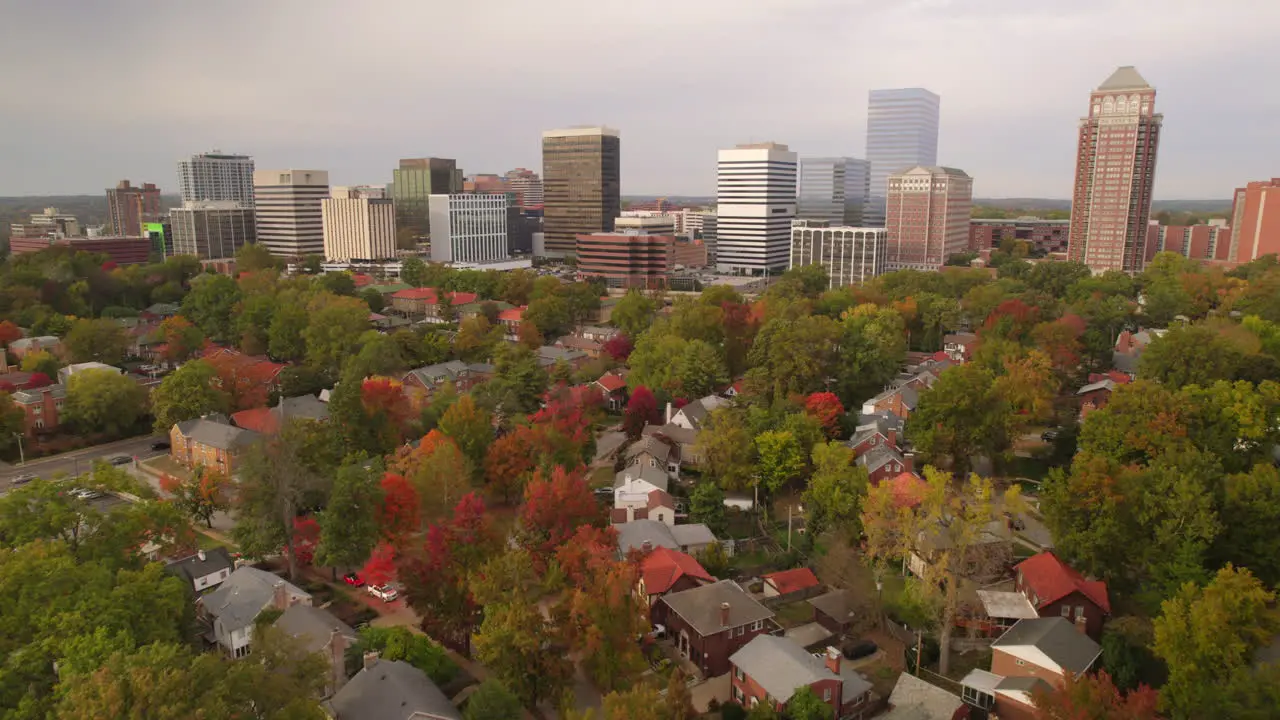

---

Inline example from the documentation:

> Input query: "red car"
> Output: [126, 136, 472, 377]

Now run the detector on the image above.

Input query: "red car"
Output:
[343, 573, 365, 587]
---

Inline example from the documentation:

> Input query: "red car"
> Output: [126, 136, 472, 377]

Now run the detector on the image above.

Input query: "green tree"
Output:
[361, 286, 386, 313]
[64, 318, 129, 364]
[316, 460, 384, 574]
[400, 257, 428, 287]
[159, 465, 231, 529]
[478, 344, 547, 416]
[439, 394, 493, 474]
[472, 600, 573, 709]
[1138, 325, 1245, 389]
[464, 679, 524, 720]
[268, 295, 310, 361]
[150, 359, 230, 432]
[523, 294, 572, 338]
[906, 363, 1009, 476]
[674, 339, 728, 398]
[803, 441, 869, 539]
[454, 316, 503, 362]
[20, 349, 60, 377]
[755, 430, 805, 496]
[235, 242, 281, 273]
[835, 305, 907, 406]
[181, 273, 242, 342]
[64, 368, 147, 435]
[688, 481, 727, 536]
[316, 271, 356, 296]
[745, 315, 840, 401]
[627, 330, 687, 393]
[786, 685, 835, 720]
[0, 393, 24, 454]
[698, 408, 757, 491]
[346, 330, 409, 379]
[303, 294, 370, 374]
[611, 290, 658, 338]
[1214, 464, 1280, 587]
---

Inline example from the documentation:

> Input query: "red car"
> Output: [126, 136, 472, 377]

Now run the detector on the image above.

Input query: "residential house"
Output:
[401, 360, 493, 408]
[364, 282, 411, 300]
[11, 385, 65, 434]
[1112, 328, 1165, 377]
[657, 579, 779, 677]
[57, 361, 120, 386]
[388, 287, 477, 323]
[616, 519, 717, 556]
[496, 306, 525, 339]
[847, 414, 902, 457]
[942, 332, 978, 363]
[274, 604, 358, 697]
[554, 333, 604, 359]
[612, 487, 678, 525]
[908, 517, 1011, 583]
[625, 435, 679, 477]
[1076, 372, 1131, 421]
[730, 636, 874, 718]
[232, 394, 331, 435]
[586, 295, 620, 324]
[202, 347, 287, 395]
[761, 568, 821, 600]
[855, 445, 910, 484]
[536, 345, 589, 370]
[638, 546, 715, 610]
[643, 423, 701, 467]
[326, 656, 461, 720]
[170, 415, 264, 475]
[200, 566, 311, 658]
[457, 300, 515, 323]
[960, 617, 1102, 719]
[613, 465, 669, 497]
[975, 589, 1040, 636]
[808, 589, 859, 636]
[881, 672, 965, 720]
[140, 302, 180, 321]
[579, 325, 619, 343]
[8, 335, 61, 360]
[1013, 551, 1110, 639]
[165, 547, 236, 594]
[860, 385, 919, 419]
[665, 395, 729, 430]
[595, 371, 628, 410]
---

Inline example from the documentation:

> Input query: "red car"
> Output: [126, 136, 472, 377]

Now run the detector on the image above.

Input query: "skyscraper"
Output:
[505, 168, 544, 210]
[253, 169, 330, 258]
[789, 224, 887, 287]
[864, 89, 940, 226]
[392, 158, 463, 241]
[178, 151, 255, 206]
[170, 201, 256, 259]
[541, 127, 621, 257]
[322, 186, 397, 262]
[715, 142, 797, 275]
[1067, 67, 1162, 274]
[885, 166, 972, 271]
[106, 180, 161, 236]
[797, 157, 869, 226]
[428, 194, 509, 264]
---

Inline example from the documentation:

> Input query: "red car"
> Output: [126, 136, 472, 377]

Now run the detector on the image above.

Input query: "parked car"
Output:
[1040, 428, 1061, 442]
[72, 488, 105, 500]
[10, 474, 36, 485]
[647, 624, 666, 640]
[343, 573, 365, 587]
[151, 440, 171, 451]
[592, 487, 614, 500]
[109, 455, 132, 466]
[367, 584, 398, 602]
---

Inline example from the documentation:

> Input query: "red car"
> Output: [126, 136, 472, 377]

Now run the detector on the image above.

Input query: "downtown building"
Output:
[1145, 220, 1232, 263]
[789, 222, 887, 288]
[885, 166, 972, 270]
[322, 186, 397, 262]
[577, 230, 675, 289]
[392, 158, 463, 241]
[504, 168, 544, 210]
[970, 217, 1071, 255]
[865, 88, 940, 226]
[1067, 67, 1162, 274]
[715, 142, 797, 275]
[178, 151, 255, 206]
[541, 126, 621, 258]
[797, 157, 870, 226]
[1228, 179, 1280, 264]
[106, 179, 161, 236]
[428, 193, 509, 264]
[253, 169, 329, 258]
[170, 201, 256, 259]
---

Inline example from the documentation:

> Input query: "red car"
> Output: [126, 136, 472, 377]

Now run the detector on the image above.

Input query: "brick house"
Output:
[960, 617, 1101, 720]
[1076, 372, 1131, 422]
[942, 332, 978, 363]
[389, 287, 477, 322]
[730, 636, 873, 718]
[594, 371, 628, 410]
[638, 546, 715, 612]
[855, 445, 910, 484]
[859, 385, 918, 419]
[170, 415, 264, 475]
[1014, 551, 1111, 640]
[11, 385, 65, 434]
[656, 579, 778, 677]
[401, 361, 493, 408]
[496, 306, 525, 339]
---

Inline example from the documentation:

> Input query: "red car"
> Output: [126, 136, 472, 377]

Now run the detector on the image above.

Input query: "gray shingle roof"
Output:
[274, 604, 357, 655]
[881, 672, 964, 720]
[613, 465, 671, 492]
[203, 566, 310, 632]
[660, 579, 774, 637]
[327, 659, 460, 720]
[1097, 65, 1151, 90]
[808, 589, 857, 624]
[537, 345, 587, 363]
[993, 617, 1102, 675]
[731, 635, 837, 703]
[625, 436, 671, 464]
[616, 519, 680, 553]
[670, 524, 717, 548]
[856, 444, 905, 473]
[165, 547, 234, 585]
[12, 385, 66, 404]
[180, 418, 263, 451]
[277, 394, 330, 422]
[644, 422, 699, 447]
[9, 336, 59, 351]
[406, 360, 471, 385]
[995, 675, 1052, 694]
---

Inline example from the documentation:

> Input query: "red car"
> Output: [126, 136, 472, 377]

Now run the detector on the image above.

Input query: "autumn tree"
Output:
[303, 293, 370, 373]
[439, 394, 493, 474]
[611, 290, 658, 338]
[0, 320, 21, 348]
[623, 385, 659, 440]
[602, 333, 633, 361]
[158, 315, 205, 362]
[65, 317, 130, 365]
[150, 360, 229, 432]
[20, 349, 60, 378]
[464, 679, 524, 720]
[316, 460, 384, 575]
[455, 315, 503, 362]
[360, 375, 414, 451]
[159, 466, 231, 528]
[564, 558, 649, 691]
[804, 392, 846, 438]
[803, 441, 869, 539]
[377, 472, 420, 544]
[906, 362, 1010, 476]
[392, 429, 473, 521]
[518, 466, 601, 566]
[482, 430, 536, 504]
[755, 430, 805, 496]
[202, 348, 271, 411]
[675, 339, 728, 398]
[835, 304, 907, 406]
[1031, 670, 1160, 720]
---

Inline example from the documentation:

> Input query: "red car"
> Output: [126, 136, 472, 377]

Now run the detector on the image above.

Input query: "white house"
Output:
[165, 547, 236, 593]
[201, 566, 311, 658]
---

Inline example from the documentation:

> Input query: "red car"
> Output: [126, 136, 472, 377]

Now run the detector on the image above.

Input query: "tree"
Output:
[181, 273, 241, 342]
[0, 320, 22, 348]
[518, 466, 600, 566]
[0, 393, 21, 453]
[352, 626, 457, 684]
[20, 348, 60, 378]
[835, 305, 907, 407]
[602, 333, 633, 361]
[906, 363, 1010, 476]
[666, 668, 697, 720]
[1030, 670, 1160, 719]
[1153, 564, 1280, 719]
[1215, 463, 1280, 586]
[804, 392, 845, 438]
[158, 315, 205, 363]
[755, 430, 805, 496]
[522, 294, 571, 338]
[464, 679, 525, 720]
[480, 344, 548, 415]
[786, 685, 834, 720]
[472, 599, 574, 709]
[268, 295, 309, 361]
[150, 360, 229, 432]
[235, 242, 280, 273]
[64, 368, 147, 435]
[627, 331, 687, 393]
[803, 441, 869, 539]
[482, 430, 536, 504]
[303, 293, 370, 373]
[455, 315, 503, 362]
[316, 461, 384, 574]
[1139, 325, 1245, 389]
[698, 408, 757, 491]
[689, 481, 728, 536]
[862, 468, 1017, 675]
[65, 318, 129, 365]
[400, 258, 428, 287]
[564, 558, 649, 691]
[346, 330, 409, 379]
[394, 429, 474, 521]
[439, 394, 493, 474]
[159, 466, 231, 528]
[674, 339, 729, 398]
[623, 385, 659, 440]
[611, 290, 657, 337]
[746, 315, 841, 401]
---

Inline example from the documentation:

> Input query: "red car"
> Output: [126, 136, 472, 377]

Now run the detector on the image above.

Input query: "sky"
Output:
[1, 0, 1277, 200]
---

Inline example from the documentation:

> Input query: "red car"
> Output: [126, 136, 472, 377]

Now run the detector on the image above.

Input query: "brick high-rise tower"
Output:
[1068, 67, 1162, 274]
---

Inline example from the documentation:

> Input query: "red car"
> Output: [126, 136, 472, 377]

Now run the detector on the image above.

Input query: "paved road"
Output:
[0, 435, 168, 492]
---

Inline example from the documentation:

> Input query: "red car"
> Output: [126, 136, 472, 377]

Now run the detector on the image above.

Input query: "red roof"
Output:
[352, 273, 374, 287]
[646, 489, 675, 510]
[231, 407, 278, 435]
[392, 287, 438, 301]
[762, 567, 820, 595]
[932, 350, 949, 362]
[596, 373, 626, 393]
[888, 472, 927, 508]
[447, 291, 478, 305]
[641, 546, 714, 595]
[1016, 551, 1111, 614]
[497, 307, 525, 322]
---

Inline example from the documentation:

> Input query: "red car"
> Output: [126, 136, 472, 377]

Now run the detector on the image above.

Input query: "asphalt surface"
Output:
[0, 434, 168, 493]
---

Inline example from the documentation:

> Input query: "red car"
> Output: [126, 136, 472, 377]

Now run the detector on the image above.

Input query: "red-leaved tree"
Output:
[556, 524, 620, 584]
[360, 541, 399, 585]
[24, 373, 52, 389]
[603, 333, 633, 361]
[804, 392, 846, 438]
[0, 321, 22, 348]
[518, 465, 601, 568]
[361, 376, 414, 449]
[983, 298, 1041, 342]
[1031, 670, 1160, 719]
[378, 472, 420, 544]
[483, 430, 537, 504]
[622, 385, 659, 440]
[159, 315, 205, 363]
[291, 516, 321, 567]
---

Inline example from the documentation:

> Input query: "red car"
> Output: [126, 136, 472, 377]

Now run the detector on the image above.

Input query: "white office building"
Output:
[322, 186, 397, 262]
[798, 157, 870, 226]
[428, 193, 509, 264]
[715, 143, 797, 275]
[864, 89, 940, 226]
[253, 170, 329, 258]
[178, 151, 256, 206]
[789, 224, 887, 288]
[616, 215, 677, 236]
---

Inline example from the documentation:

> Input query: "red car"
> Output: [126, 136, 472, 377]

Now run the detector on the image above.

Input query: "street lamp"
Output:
[12, 432, 24, 466]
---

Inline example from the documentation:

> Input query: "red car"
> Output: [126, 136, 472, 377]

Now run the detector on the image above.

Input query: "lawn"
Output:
[141, 454, 193, 482]
[589, 465, 615, 488]
[772, 600, 814, 628]
[195, 529, 237, 552]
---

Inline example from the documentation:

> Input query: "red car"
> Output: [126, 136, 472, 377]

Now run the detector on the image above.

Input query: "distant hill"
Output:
[976, 197, 1232, 214]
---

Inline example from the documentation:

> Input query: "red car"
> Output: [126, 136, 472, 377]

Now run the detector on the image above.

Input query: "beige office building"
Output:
[322, 186, 396, 262]
[541, 126, 621, 257]
[253, 169, 329, 258]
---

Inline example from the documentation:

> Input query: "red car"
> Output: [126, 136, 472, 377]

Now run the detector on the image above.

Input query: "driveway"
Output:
[691, 673, 730, 712]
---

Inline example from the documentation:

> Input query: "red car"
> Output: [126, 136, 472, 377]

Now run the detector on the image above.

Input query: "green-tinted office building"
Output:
[391, 158, 463, 242]
[144, 220, 171, 258]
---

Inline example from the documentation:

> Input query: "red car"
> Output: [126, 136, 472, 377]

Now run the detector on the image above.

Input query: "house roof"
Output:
[943, 332, 977, 345]
[641, 546, 714, 595]
[555, 335, 602, 352]
[762, 568, 820, 595]
[367, 282, 411, 294]
[977, 590, 1039, 620]
[175, 417, 263, 452]
[165, 547, 234, 585]
[327, 658, 461, 720]
[201, 347, 286, 384]
[1076, 379, 1117, 395]
[9, 336, 59, 350]
[731, 635, 857, 704]
[537, 345, 587, 363]
[625, 435, 671, 464]
[405, 360, 471, 385]
[643, 422, 699, 447]
[993, 617, 1102, 675]
[671, 524, 717, 548]
[613, 465, 670, 492]
[617, 519, 681, 554]
[144, 302, 180, 315]
[1015, 551, 1111, 614]
[392, 287, 438, 301]
[647, 489, 676, 511]
[274, 604, 357, 655]
[889, 472, 927, 508]
[497, 307, 525, 322]
[661, 579, 774, 637]
[856, 444, 905, 473]
[231, 394, 331, 435]
[596, 373, 627, 393]
[12, 384, 66, 403]
[203, 566, 310, 631]
[880, 670, 964, 720]
[1097, 65, 1151, 90]
[808, 589, 857, 624]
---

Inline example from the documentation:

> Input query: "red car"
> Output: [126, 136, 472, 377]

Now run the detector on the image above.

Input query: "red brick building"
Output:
[885, 166, 973, 271]
[575, 231, 674, 289]
[1144, 222, 1232, 262]
[106, 179, 161, 236]
[11, 385, 65, 434]
[656, 580, 778, 677]
[961, 617, 1102, 720]
[1230, 178, 1280, 264]
[969, 217, 1069, 255]
[730, 636, 873, 717]
[1013, 551, 1111, 640]
[9, 235, 153, 265]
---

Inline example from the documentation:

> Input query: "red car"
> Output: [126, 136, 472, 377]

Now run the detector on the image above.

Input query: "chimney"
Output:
[362, 650, 380, 671]
[719, 601, 731, 628]
[903, 453, 914, 474]
[665, 402, 673, 424]
[272, 580, 289, 610]
[641, 540, 653, 553]
[886, 428, 897, 449]
[330, 630, 350, 688]
[197, 549, 206, 561]
[825, 646, 841, 675]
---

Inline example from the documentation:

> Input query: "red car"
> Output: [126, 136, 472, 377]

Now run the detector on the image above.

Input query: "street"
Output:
[0, 434, 169, 492]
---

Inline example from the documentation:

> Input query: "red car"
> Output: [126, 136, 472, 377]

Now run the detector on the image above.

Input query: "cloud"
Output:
[0, 0, 1275, 199]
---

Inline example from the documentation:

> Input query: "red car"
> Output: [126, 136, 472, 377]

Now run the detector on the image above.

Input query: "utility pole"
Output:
[915, 628, 923, 677]
[787, 505, 793, 552]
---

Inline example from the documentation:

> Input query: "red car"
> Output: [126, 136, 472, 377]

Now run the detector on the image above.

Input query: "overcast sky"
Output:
[2, 0, 1276, 199]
